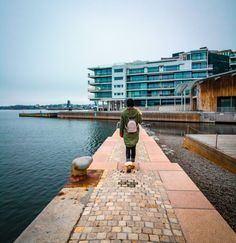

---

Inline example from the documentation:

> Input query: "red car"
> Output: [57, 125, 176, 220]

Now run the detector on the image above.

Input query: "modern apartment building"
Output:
[88, 47, 229, 110]
[219, 49, 236, 70]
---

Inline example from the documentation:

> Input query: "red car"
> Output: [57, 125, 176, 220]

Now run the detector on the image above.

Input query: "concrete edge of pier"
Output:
[14, 127, 236, 243]
[19, 111, 236, 123]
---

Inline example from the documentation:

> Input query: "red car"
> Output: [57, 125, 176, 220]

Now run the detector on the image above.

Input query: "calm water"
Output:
[145, 121, 236, 136]
[0, 111, 116, 243]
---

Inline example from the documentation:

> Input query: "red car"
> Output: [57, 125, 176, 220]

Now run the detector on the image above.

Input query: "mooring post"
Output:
[71, 156, 93, 181]
[215, 133, 218, 149]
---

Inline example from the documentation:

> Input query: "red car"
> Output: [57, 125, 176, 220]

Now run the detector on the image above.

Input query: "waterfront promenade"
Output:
[15, 128, 236, 243]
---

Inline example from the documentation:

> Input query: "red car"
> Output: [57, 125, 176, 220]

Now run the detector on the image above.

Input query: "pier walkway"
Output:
[69, 128, 235, 243]
[15, 128, 236, 243]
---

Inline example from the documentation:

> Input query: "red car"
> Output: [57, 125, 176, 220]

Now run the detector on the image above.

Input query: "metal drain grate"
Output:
[118, 179, 138, 188]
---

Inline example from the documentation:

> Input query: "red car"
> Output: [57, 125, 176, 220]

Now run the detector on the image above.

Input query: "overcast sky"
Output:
[0, 0, 235, 105]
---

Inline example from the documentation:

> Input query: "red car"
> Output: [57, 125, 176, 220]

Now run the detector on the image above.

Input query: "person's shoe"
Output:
[125, 161, 133, 173]
[131, 163, 135, 169]
[125, 161, 133, 166]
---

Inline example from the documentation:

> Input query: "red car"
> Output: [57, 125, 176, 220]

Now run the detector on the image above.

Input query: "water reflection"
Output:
[144, 122, 236, 136]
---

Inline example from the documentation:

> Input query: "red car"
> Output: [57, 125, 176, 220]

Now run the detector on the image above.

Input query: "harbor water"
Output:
[0, 110, 116, 243]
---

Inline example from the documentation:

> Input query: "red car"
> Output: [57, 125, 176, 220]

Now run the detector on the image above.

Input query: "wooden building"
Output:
[191, 70, 236, 112]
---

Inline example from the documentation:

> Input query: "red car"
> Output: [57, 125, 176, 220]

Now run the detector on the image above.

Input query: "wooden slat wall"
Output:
[198, 74, 236, 111]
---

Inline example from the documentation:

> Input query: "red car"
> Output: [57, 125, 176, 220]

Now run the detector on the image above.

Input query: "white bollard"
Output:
[71, 156, 93, 180]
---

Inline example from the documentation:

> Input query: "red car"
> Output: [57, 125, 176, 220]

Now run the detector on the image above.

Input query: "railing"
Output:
[187, 126, 219, 149]
[217, 107, 236, 112]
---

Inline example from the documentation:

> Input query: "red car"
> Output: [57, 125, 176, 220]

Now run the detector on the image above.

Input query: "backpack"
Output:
[127, 118, 137, 133]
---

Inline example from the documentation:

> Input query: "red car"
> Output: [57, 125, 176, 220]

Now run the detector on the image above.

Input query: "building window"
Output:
[148, 75, 160, 81]
[114, 76, 123, 80]
[147, 67, 159, 73]
[128, 68, 144, 74]
[162, 90, 172, 96]
[162, 82, 174, 88]
[161, 99, 175, 105]
[127, 91, 147, 97]
[174, 72, 192, 79]
[148, 99, 160, 106]
[114, 68, 123, 73]
[94, 68, 112, 76]
[95, 92, 112, 98]
[162, 74, 174, 80]
[98, 84, 112, 90]
[192, 72, 207, 78]
[191, 51, 207, 60]
[217, 96, 236, 112]
[163, 65, 179, 71]
[95, 77, 112, 83]
[192, 62, 207, 69]
[127, 75, 146, 81]
[127, 83, 147, 90]
[114, 84, 124, 88]
[114, 92, 124, 96]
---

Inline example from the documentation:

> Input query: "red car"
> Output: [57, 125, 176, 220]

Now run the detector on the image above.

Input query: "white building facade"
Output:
[88, 47, 229, 111]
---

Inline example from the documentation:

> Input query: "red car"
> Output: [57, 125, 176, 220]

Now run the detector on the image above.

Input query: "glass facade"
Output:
[128, 68, 144, 74]
[147, 67, 159, 73]
[114, 76, 123, 80]
[127, 83, 147, 90]
[114, 68, 123, 73]
[95, 68, 112, 76]
[148, 75, 160, 81]
[97, 84, 112, 90]
[192, 62, 207, 69]
[95, 92, 112, 98]
[192, 72, 207, 78]
[114, 84, 124, 88]
[127, 91, 147, 97]
[163, 65, 179, 71]
[174, 72, 192, 79]
[127, 75, 146, 81]
[191, 51, 207, 60]
[95, 77, 112, 83]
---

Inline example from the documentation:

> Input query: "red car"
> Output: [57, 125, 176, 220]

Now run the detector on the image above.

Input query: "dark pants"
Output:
[126, 146, 136, 162]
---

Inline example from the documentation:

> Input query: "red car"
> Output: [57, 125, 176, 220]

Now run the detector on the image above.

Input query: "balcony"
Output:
[88, 86, 101, 93]
[88, 80, 95, 86]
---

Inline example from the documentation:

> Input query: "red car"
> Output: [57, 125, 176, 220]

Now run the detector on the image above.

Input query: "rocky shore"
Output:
[144, 124, 236, 232]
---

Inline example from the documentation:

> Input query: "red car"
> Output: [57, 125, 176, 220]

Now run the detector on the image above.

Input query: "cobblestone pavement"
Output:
[69, 170, 186, 243]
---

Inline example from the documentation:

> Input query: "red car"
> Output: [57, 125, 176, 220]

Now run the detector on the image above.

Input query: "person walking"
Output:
[119, 99, 142, 167]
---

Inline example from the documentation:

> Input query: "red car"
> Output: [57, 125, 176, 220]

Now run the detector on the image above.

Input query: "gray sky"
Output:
[0, 0, 235, 105]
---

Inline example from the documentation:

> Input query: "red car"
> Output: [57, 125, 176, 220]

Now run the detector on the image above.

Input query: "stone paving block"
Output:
[159, 171, 199, 191]
[167, 190, 214, 209]
[149, 234, 160, 242]
[175, 208, 236, 243]
[107, 232, 117, 240]
[145, 222, 154, 228]
[97, 232, 107, 239]
[127, 233, 138, 240]
[123, 226, 132, 233]
[112, 226, 121, 233]
[70, 232, 81, 240]
[142, 227, 153, 234]
[139, 233, 149, 241]
[117, 232, 127, 240]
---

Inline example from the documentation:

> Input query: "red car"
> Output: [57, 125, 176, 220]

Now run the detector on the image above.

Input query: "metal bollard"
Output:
[71, 156, 93, 180]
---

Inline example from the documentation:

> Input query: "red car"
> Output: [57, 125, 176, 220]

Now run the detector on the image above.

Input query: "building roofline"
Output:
[192, 69, 236, 87]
